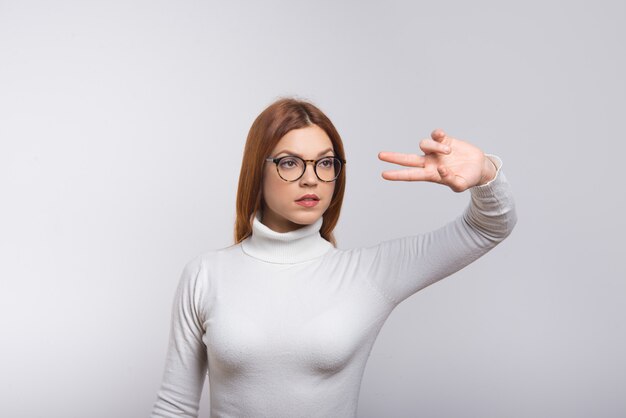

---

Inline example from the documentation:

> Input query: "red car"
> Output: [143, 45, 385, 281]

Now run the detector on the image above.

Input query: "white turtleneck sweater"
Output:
[151, 155, 517, 418]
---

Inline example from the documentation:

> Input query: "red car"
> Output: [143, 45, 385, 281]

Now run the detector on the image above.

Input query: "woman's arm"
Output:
[357, 153, 517, 305]
[151, 255, 208, 418]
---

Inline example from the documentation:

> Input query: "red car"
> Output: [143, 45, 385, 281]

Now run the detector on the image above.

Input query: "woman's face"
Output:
[261, 124, 336, 233]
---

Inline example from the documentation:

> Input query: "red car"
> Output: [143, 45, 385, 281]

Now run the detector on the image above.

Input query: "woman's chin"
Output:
[288, 212, 323, 226]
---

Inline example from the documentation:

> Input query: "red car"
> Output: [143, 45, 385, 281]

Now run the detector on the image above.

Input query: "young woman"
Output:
[151, 97, 517, 417]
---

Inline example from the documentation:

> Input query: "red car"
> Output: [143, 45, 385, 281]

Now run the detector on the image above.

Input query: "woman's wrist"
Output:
[477, 155, 498, 186]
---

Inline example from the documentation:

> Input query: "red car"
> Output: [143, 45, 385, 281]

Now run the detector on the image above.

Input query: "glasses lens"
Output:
[277, 156, 305, 181]
[275, 156, 343, 182]
[316, 157, 342, 181]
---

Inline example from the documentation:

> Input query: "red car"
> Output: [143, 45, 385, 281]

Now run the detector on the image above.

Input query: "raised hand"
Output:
[377, 129, 497, 193]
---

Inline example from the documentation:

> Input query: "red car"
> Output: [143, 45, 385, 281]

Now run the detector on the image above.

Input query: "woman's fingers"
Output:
[378, 129, 460, 183]
[377, 151, 426, 167]
[419, 138, 451, 155]
[381, 167, 439, 181]
[431, 128, 447, 142]
[378, 150, 433, 181]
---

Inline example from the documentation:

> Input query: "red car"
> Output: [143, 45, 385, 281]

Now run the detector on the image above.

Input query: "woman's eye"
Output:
[279, 158, 299, 169]
[318, 158, 333, 168]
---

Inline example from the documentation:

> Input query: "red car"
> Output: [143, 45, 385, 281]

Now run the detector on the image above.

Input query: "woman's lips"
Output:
[295, 199, 319, 207]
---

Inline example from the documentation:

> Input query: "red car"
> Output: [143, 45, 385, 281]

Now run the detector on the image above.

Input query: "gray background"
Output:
[1, 1, 624, 417]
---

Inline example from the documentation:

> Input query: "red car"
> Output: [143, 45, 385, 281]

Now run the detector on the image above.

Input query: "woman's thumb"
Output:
[437, 165, 466, 192]
[437, 165, 449, 181]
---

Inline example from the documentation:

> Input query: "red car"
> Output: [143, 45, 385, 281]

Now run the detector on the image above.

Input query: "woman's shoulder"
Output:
[183, 242, 244, 268]
[175, 244, 245, 296]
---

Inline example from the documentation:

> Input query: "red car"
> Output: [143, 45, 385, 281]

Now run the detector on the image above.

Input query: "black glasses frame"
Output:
[265, 155, 346, 182]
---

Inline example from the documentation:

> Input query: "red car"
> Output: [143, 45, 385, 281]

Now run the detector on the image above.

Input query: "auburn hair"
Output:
[234, 97, 346, 246]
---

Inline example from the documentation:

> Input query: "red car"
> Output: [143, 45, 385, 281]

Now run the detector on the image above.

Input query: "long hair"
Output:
[234, 97, 346, 246]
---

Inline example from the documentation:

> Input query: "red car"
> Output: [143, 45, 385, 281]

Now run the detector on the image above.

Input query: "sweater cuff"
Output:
[469, 154, 505, 198]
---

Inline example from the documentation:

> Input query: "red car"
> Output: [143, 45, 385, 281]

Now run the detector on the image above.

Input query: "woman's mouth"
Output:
[295, 199, 319, 208]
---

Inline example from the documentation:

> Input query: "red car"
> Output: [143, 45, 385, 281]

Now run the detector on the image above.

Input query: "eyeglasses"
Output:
[265, 155, 346, 182]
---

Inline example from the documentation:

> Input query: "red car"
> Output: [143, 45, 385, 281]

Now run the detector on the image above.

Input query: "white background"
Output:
[1, 1, 624, 417]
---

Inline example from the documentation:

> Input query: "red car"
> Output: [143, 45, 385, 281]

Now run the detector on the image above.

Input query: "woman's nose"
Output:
[300, 162, 318, 185]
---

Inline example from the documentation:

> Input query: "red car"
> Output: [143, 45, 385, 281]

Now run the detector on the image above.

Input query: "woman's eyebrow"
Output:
[274, 148, 335, 158]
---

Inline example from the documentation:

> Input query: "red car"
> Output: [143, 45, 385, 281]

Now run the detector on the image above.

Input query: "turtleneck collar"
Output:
[241, 211, 333, 264]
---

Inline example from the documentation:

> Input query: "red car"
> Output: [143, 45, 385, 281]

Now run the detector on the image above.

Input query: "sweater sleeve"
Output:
[358, 154, 517, 306]
[151, 255, 208, 418]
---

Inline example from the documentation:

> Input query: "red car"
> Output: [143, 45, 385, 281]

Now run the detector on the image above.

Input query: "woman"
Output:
[151, 97, 517, 417]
